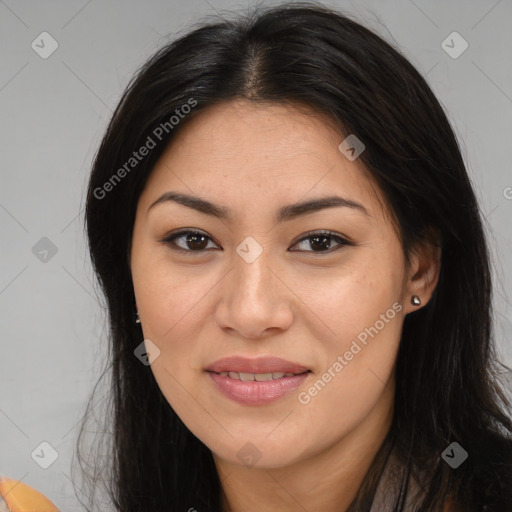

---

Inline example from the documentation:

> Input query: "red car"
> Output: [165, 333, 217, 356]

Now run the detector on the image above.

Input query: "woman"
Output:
[79, 2, 512, 510]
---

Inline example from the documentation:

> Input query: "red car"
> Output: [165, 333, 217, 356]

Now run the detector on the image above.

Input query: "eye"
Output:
[160, 228, 353, 254]
[289, 230, 354, 253]
[160, 228, 220, 253]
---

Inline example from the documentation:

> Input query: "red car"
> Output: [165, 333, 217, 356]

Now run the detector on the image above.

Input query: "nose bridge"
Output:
[215, 244, 293, 338]
[232, 246, 275, 306]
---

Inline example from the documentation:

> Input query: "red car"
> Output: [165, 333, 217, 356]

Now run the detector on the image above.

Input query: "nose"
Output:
[214, 250, 294, 340]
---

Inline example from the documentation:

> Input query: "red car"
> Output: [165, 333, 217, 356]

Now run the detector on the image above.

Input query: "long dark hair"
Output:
[78, 2, 512, 510]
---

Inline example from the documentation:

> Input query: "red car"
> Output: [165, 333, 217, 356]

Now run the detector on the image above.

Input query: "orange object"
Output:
[0, 476, 59, 512]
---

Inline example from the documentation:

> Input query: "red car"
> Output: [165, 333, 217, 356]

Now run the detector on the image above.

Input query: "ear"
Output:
[404, 227, 441, 315]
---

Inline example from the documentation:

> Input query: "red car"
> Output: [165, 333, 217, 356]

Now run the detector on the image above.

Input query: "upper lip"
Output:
[205, 356, 309, 375]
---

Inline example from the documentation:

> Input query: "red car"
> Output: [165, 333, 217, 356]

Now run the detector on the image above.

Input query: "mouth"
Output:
[205, 356, 311, 405]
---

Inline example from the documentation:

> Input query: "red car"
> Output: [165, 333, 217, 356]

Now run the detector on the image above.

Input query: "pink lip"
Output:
[208, 372, 309, 405]
[205, 356, 310, 406]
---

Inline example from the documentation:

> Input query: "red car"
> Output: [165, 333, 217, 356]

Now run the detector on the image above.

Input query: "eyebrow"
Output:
[147, 191, 370, 222]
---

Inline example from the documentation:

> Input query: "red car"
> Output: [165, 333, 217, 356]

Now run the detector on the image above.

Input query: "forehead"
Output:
[140, 99, 388, 222]
[159, 99, 345, 170]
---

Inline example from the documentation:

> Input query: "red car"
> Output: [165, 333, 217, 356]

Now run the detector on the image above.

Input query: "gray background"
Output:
[1, 0, 511, 509]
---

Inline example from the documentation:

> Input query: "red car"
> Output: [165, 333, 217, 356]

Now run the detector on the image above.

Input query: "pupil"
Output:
[187, 234, 208, 250]
[310, 235, 330, 251]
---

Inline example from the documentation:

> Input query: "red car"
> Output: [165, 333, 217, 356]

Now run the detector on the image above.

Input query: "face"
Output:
[130, 99, 428, 469]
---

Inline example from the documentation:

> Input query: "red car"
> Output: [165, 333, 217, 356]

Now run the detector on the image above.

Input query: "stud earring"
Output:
[411, 295, 421, 306]
[135, 304, 141, 324]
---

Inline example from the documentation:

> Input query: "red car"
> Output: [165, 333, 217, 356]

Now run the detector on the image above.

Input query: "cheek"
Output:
[302, 246, 404, 344]
[136, 264, 213, 420]
[297, 247, 404, 405]
[134, 253, 216, 342]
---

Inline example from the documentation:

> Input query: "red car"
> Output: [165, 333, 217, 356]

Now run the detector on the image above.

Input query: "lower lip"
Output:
[207, 371, 309, 405]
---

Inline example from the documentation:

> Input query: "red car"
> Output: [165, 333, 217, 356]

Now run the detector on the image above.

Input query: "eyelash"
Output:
[159, 228, 354, 255]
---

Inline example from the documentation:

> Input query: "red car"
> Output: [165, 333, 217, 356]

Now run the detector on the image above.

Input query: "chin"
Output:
[207, 431, 312, 469]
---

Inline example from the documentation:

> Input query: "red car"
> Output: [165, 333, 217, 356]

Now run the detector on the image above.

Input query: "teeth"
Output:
[255, 373, 273, 381]
[218, 371, 297, 380]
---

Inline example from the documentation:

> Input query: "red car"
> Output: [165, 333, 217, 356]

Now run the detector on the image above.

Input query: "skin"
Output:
[130, 99, 441, 511]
